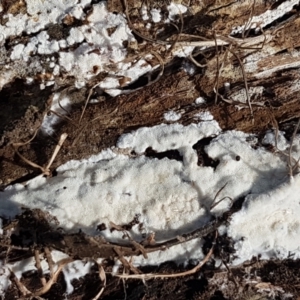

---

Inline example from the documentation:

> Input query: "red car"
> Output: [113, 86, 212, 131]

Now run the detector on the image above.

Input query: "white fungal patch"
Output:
[228, 175, 300, 264]
[163, 110, 182, 121]
[150, 8, 161, 23]
[1, 1, 199, 92]
[195, 96, 206, 104]
[167, 3, 188, 21]
[193, 111, 214, 121]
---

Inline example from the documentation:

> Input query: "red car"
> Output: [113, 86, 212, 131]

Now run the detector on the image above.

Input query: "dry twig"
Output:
[114, 232, 217, 280]
[12, 132, 68, 178]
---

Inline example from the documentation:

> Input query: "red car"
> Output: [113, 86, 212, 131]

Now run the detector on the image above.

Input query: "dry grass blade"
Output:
[210, 183, 233, 210]
[12, 127, 39, 148]
[228, 48, 253, 120]
[176, 34, 269, 49]
[57, 89, 72, 115]
[122, 51, 165, 94]
[165, 3, 184, 55]
[13, 147, 45, 174]
[92, 264, 106, 300]
[242, 0, 256, 39]
[188, 52, 207, 68]
[211, 196, 233, 210]
[12, 129, 44, 173]
[213, 33, 231, 105]
[115, 232, 217, 280]
[79, 82, 101, 124]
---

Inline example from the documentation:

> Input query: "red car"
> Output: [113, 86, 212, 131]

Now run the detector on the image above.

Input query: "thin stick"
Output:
[11, 255, 72, 297]
[45, 133, 68, 174]
[124, 231, 148, 259]
[115, 232, 217, 280]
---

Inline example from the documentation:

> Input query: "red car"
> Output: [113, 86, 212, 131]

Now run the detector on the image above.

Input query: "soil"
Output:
[1, 0, 300, 299]
[2, 208, 300, 299]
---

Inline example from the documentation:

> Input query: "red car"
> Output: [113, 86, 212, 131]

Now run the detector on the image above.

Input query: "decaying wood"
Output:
[1, 1, 300, 186]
